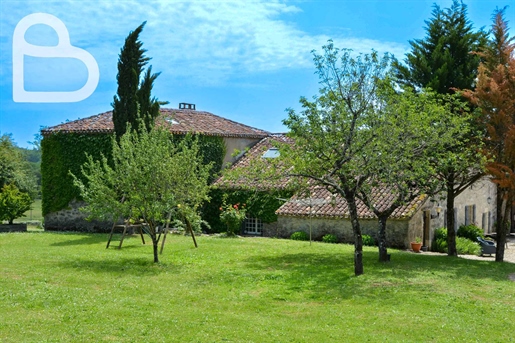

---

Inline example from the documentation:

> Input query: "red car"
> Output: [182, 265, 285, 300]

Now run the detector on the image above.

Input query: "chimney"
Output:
[179, 103, 196, 110]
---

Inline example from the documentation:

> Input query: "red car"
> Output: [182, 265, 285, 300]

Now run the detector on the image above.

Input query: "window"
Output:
[464, 205, 476, 226]
[166, 118, 179, 125]
[244, 217, 263, 235]
[262, 148, 279, 158]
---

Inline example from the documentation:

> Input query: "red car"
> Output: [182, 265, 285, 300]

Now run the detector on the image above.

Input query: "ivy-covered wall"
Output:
[41, 133, 113, 216]
[202, 188, 293, 233]
[41, 132, 226, 221]
[178, 135, 226, 183]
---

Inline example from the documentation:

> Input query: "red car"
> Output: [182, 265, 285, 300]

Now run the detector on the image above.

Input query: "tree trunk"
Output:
[149, 224, 159, 263]
[345, 194, 363, 276]
[152, 235, 159, 263]
[495, 186, 507, 262]
[185, 217, 198, 248]
[446, 177, 457, 256]
[377, 215, 388, 262]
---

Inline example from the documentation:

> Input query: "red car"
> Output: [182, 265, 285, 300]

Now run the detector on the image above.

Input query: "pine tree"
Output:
[394, 0, 486, 94]
[112, 22, 165, 138]
[394, 0, 488, 256]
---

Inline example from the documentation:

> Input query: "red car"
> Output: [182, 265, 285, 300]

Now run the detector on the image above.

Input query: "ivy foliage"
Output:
[174, 135, 226, 183]
[202, 188, 292, 233]
[41, 133, 114, 216]
[41, 132, 225, 217]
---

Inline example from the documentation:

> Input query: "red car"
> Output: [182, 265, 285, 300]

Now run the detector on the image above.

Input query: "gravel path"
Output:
[411, 236, 515, 264]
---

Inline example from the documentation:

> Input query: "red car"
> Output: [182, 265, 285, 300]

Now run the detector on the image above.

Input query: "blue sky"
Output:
[1, 0, 513, 148]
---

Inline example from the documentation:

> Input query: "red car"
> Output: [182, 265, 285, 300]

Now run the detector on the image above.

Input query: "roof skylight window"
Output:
[262, 148, 280, 158]
[166, 118, 179, 125]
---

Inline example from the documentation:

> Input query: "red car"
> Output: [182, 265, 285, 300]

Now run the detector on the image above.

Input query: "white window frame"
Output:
[244, 217, 263, 235]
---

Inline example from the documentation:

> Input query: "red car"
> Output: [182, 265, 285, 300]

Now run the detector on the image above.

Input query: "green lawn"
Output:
[1, 233, 514, 342]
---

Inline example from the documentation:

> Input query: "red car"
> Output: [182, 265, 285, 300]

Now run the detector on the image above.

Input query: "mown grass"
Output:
[1, 232, 514, 342]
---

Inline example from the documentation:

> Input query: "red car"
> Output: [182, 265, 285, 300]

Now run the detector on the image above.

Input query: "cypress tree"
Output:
[112, 22, 165, 138]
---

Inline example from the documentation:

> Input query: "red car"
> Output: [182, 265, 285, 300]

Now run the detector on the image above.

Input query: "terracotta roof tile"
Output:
[41, 108, 270, 139]
[217, 135, 427, 220]
[276, 186, 427, 220]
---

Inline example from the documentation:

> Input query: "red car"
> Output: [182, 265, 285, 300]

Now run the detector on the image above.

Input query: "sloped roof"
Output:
[41, 108, 270, 139]
[276, 186, 427, 220]
[217, 135, 427, 220]
[214, 134, 293, 190]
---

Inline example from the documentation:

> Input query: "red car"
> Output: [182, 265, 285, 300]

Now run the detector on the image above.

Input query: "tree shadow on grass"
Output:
[57, 255, 182, 276]
[49, 232, 148, 247]
[241, 249, 515, 301]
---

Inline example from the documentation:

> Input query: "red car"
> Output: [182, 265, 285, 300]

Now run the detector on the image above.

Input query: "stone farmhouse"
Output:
[217, 135, 498, 249]
[41, 103, 269, 231]
[41, 105, 498, 247]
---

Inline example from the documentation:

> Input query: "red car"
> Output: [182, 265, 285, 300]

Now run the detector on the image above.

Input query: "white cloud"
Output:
[1, 0, 408, 86]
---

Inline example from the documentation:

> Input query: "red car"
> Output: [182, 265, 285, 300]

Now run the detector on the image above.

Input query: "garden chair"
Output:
[477, 237, 496, 257]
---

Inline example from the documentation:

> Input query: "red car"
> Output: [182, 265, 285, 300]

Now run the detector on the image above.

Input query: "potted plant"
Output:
[411, 236, 422, 253]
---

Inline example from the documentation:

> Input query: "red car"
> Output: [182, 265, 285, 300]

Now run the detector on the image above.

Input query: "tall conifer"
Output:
[112, 22, 165, 138]
[394, 0, 488, 256]
[395, 0, 486, 93]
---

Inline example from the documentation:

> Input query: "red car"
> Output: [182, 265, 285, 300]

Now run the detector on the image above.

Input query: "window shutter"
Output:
[465, 206, 469, 226]
[454, 208, 458, 232]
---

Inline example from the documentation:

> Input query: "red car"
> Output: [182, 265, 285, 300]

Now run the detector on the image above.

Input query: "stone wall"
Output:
[267, 216, 410, 248]
[0, 223, 27, 232]
[223, 137, 261, 165]
[44, 200, 113, 232]
[453, 178, 496, 234]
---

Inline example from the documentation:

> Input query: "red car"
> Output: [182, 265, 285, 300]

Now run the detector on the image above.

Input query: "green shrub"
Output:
[219, 202, 246, 236]
[432, 227, 448, 252]
[434, 227, 447, 240]
[290, 231, 309, 241]
[0, 184, 32, 224]
[432, 227, 481, 255]
[362, 234, 375, 246]
[457, 224, 483, 242]
[456, 237, 481, 255]
[322, 234, 338, 244]
[434, 237, 448, 253]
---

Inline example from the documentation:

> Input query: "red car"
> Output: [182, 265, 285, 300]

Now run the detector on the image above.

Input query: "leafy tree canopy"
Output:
[72, 125, 212, 263]
[0, 134, 37, 199]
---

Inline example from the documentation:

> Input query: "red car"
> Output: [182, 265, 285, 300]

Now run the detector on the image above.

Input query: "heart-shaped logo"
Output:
[12, 13, 99, 103]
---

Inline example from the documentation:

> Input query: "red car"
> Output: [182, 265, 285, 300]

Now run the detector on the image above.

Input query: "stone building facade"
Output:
[41, 106, 270, 232]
